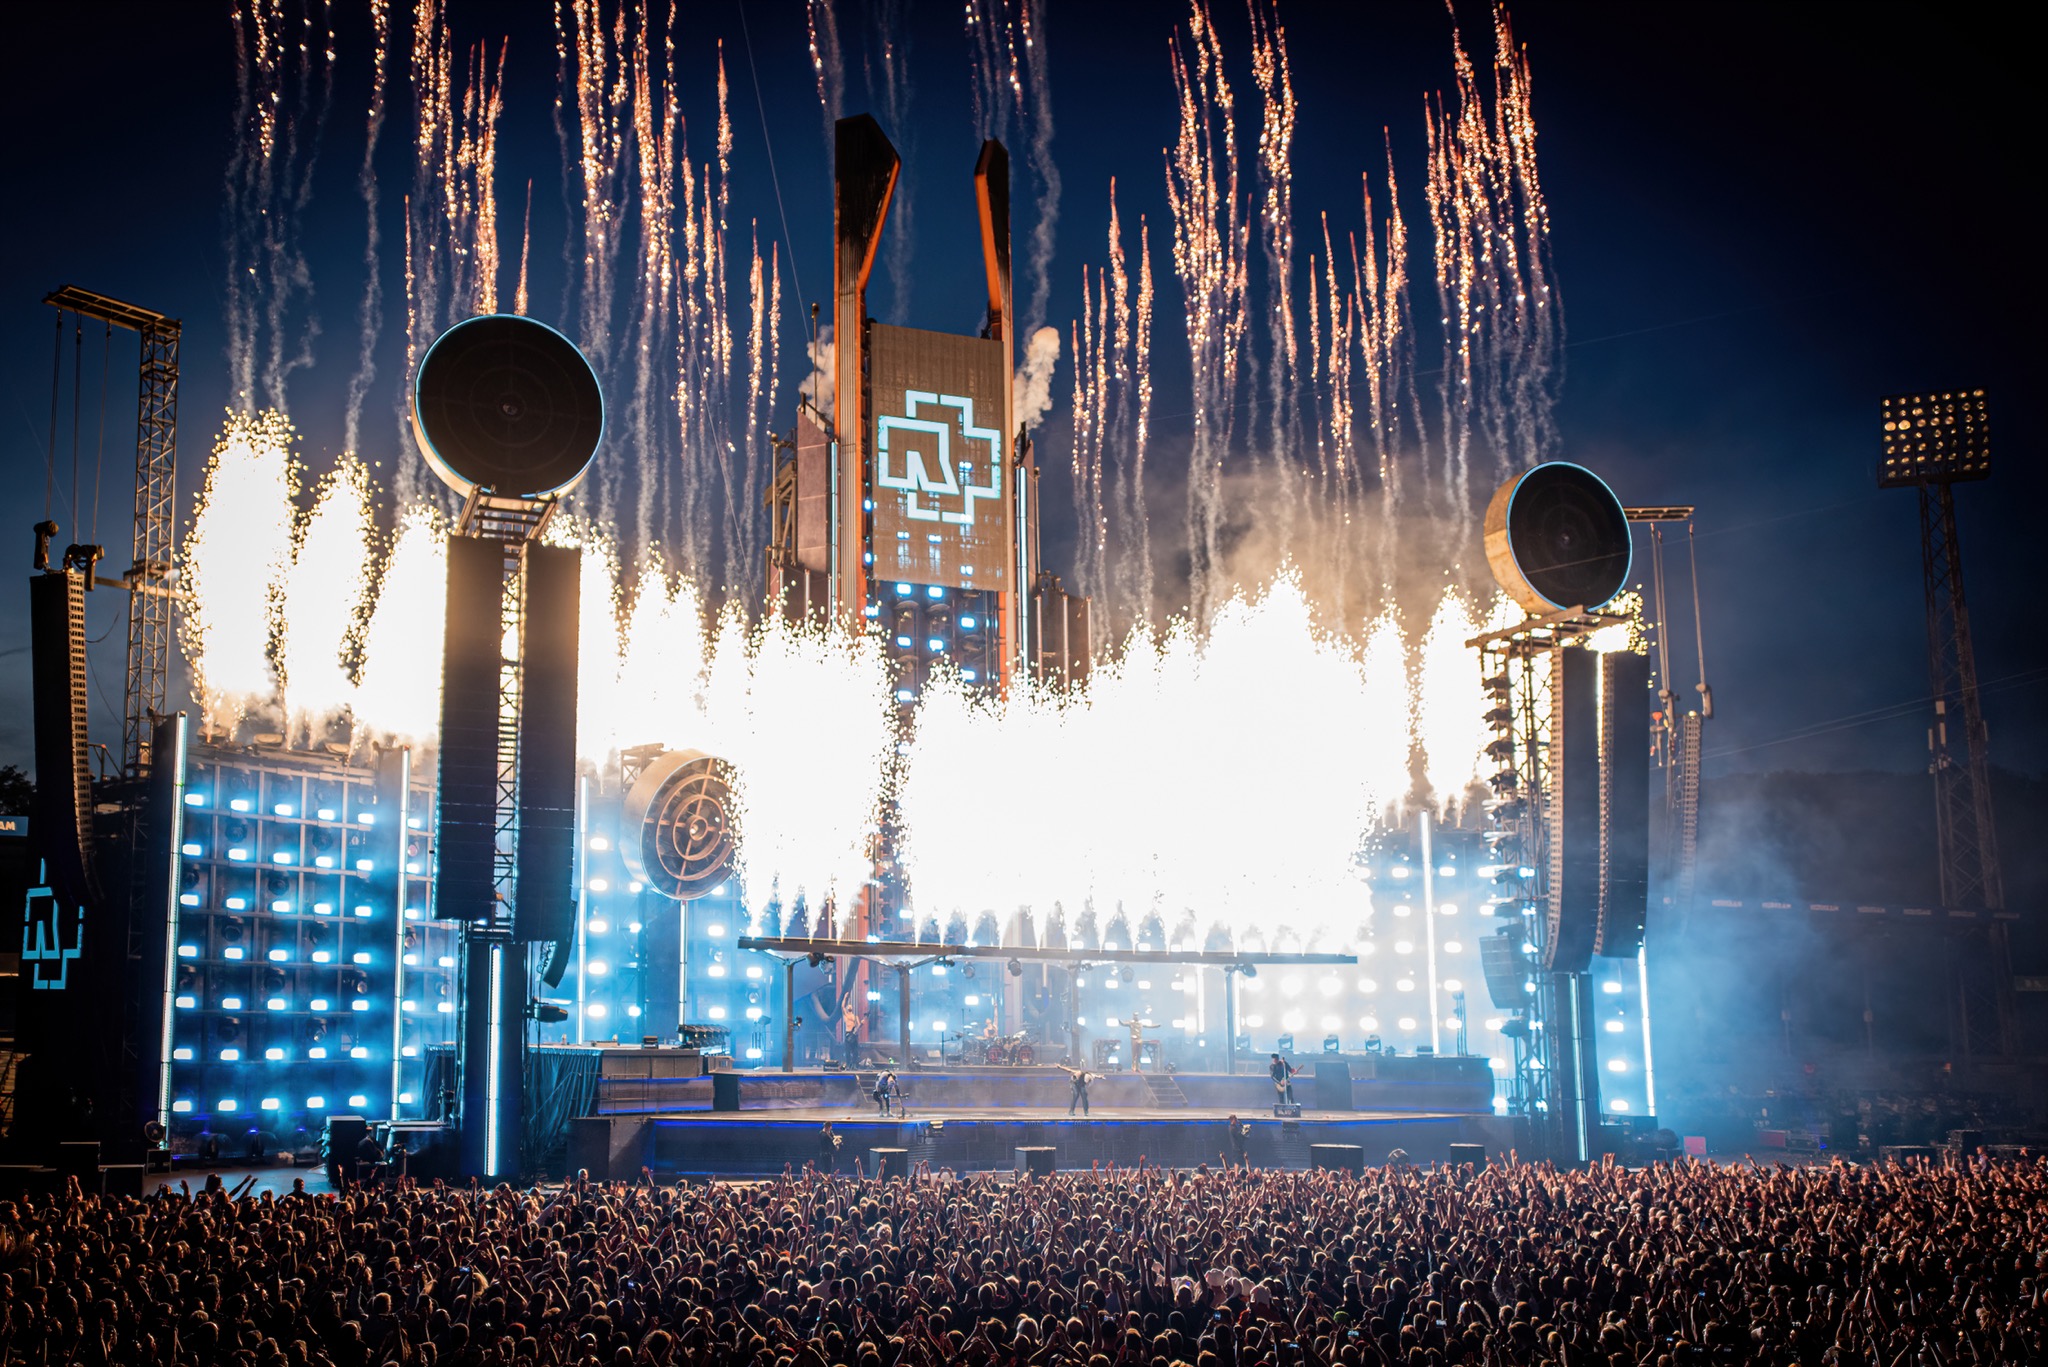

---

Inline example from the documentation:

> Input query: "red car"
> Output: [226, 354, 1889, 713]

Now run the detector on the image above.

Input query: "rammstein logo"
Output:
[875, 390, 1003, 527]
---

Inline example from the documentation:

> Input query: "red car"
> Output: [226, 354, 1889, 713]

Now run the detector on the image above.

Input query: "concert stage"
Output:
[564, 1060, 1507, 1179]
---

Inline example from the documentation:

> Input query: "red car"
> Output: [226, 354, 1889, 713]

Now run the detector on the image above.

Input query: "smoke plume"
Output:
[1014, 325, 1061, 431]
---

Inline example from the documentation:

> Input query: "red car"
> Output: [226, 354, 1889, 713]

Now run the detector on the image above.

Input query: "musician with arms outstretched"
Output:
[1059, 1063, 1095, 1116]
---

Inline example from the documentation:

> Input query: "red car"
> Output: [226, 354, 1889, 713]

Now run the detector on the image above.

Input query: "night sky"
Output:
[1, 1, 2040, 795]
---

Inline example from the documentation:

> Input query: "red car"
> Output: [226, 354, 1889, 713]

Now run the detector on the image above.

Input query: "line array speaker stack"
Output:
[514, 545, 581, 945]
[435, 537, 506, 922]
[1594, 651, 1651, 956]
[1479, 929, 1533, 1010]
[30, 570, 93, 907]
[1547, 647, 1600, 973]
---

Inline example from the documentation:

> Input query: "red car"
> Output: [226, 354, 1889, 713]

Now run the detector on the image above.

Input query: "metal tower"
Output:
[43, 287, 180, 781]
[1878, 389, 2012, 1054]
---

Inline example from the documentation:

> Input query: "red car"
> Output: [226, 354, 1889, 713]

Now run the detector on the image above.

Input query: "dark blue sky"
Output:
[2, 1, 2040, 784]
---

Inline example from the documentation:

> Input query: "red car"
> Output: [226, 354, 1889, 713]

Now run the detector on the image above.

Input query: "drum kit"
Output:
[963, 1031, 1038, 1066]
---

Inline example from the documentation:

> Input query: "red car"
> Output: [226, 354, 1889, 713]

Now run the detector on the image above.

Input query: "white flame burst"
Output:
[182, 410, 299, 736]
[899, 575, 1398, 950]
[352, 505, 448, 744]
[280, 456, 375, 745]
[720, 615, 896, 935]
[1415, 587, 1492, 823]
[599, 563, 896, 934]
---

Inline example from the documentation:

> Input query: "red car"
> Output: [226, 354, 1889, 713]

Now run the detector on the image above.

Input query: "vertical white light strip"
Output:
[484, 941, 503, 1174]
[391, 747, 410, 1121]
[1570, 974, 1591, 1161]
[1421, 812, 1440, 1055]
[575, 774, 589, 1044]
[1637, 943, 1657, 1117]
[1015, 436, 1031, 674]
[827, 435, 841, 619]
[156, 716, 189, 1131]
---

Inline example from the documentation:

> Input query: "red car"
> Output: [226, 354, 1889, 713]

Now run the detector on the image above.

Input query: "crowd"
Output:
[0, 1150, 2044, 1367]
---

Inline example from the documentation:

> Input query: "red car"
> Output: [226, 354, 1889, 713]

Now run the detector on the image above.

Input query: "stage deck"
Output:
[574, 1099, 1506, 1179]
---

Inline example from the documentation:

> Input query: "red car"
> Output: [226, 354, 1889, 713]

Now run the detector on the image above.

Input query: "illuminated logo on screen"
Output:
[22, 872, 82, 991]
[875, 391, 1003, 527]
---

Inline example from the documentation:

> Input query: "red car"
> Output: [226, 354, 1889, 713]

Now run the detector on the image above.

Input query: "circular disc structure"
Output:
[410, 313, 604, 499]
[1483, 462, 1632, 614]
[621, 749, 738, 902]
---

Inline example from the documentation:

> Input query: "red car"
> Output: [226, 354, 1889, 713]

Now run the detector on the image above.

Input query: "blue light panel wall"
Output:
[167, 745, 456, 1151]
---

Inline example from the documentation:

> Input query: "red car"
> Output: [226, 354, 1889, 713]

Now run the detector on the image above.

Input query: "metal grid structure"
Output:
[164, 743, 452, 1142]
[1673, 712, 1702, 911]
[1877, 390, 2011, 1055]
[43, 287, 181, 781]
[1470, 605, 1627, 1163]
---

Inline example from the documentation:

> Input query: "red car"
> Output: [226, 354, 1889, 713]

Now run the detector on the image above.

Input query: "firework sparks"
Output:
[342, 0, 392, 456]
[352, 504, 448, 745]
[1415, 586, 1491, 821]
[182, 410, 299, 738]
[1250, 0, 1299, 534]
[721, 615, 897, 935]
[900, 576, 1397, 948]
[280, 456, 376, 745]
[1166, 0, 1249, 625]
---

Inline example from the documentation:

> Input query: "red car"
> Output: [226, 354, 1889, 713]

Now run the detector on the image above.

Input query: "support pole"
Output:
[1224, 968, 1239, 1077]
[1068, 966, 1083, 1068]
[897, 964, 914, 1069]
[1422, 812, 1441, 1055]
[783, 959, 798, 1072]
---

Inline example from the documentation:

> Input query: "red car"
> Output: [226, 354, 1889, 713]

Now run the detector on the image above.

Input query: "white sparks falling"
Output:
[352, 505, 448, 745]
[900, 576, 1397, 949]
[182, 410, 300, 737]
[1415, 587, 1491, 822]
[280, 456, 376, 745]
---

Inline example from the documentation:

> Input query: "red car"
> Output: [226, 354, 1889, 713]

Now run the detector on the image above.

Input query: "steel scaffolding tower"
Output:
[1878, 389, 2011, 1055]
[43, 286, 181, 781]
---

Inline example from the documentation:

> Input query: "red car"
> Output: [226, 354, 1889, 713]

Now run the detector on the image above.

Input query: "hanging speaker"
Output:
[1484, 462, 1632, 615]
[410, 314, 604, 500]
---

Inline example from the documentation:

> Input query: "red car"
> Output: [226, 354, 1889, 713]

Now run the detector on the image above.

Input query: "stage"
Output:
[562, 1060, 1509, 1178]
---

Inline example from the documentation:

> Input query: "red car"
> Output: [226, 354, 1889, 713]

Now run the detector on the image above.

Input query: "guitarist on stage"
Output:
[1269, 1053, 1297, 1106]
[1060, 1063, 1095, 1116]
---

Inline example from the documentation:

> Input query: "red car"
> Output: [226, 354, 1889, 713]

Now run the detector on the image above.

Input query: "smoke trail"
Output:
[806, 0, 846, 153]
[1067, 269, 1102, 616]
[626, 2, 678, 568]
[1249, 0, 1298, 539]
[342, 0, 393, 456]
[223, 0, 332, 415]
[399, 7, 508, 504]
[963, 0, 1015, 144]
[1165, 0, 1248, 625]
[1131, 217, 1155, 625]
[865, 0, 916, 322]
[182, 410, 301, 737]
[515, 179, 533, 315]
[1017, 0, 1060, 336]
[280, 457, 376, 746]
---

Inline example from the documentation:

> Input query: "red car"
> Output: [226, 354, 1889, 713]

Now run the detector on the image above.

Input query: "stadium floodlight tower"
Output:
[411, 313, 602, 1179]
[1878, 389, 2012, 1056]
[1469, 462, 1648, 1165]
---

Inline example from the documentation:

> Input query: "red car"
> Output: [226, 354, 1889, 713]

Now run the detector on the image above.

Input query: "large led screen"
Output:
[868, 324, 1012, 591]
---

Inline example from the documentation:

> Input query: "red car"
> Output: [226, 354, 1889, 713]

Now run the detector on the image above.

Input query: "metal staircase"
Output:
[1142, 1071, 1189, 1108]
